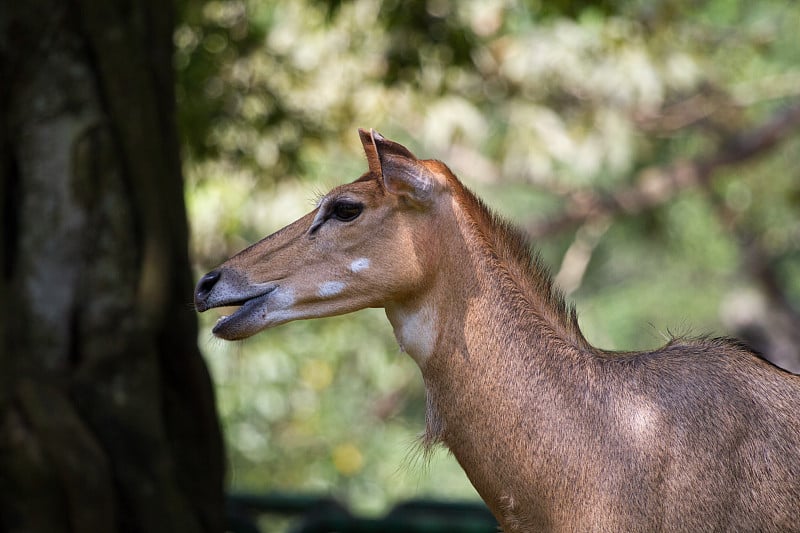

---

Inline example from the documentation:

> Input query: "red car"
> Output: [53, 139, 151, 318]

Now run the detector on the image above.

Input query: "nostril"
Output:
[195, 270, 221, 303]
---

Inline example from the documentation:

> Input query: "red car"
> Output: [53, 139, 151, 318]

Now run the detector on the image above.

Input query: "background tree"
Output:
[0, 0, 224, 531]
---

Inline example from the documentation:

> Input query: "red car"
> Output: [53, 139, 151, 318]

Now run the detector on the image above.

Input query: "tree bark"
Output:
[0, 0, 225, 531]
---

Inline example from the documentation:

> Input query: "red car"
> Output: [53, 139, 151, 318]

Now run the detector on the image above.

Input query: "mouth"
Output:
[210, 286, 277, 340]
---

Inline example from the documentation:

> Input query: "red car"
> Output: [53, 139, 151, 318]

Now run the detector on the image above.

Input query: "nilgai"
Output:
[195, 129, 800, 532]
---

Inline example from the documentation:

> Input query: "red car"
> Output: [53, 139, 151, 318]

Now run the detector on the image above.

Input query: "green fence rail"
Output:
[226, 493, 499, 533]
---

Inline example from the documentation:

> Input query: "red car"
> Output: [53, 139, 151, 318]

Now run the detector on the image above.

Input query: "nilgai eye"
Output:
[331, 201, 363, 222]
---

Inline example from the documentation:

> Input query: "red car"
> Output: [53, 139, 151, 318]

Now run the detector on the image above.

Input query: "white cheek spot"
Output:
[349, 258, 370, 273]
[318, 281, 346, 298]
[271, 287, 296, 309]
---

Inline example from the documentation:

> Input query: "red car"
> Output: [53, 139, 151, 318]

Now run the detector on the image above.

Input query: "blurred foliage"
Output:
[176, 0, 800, 523]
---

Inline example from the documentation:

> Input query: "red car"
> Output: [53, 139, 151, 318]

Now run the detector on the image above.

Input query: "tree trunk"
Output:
[0, 0, 225, 531]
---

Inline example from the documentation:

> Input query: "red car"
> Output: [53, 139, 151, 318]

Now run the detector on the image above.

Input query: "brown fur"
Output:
[420, 165, 800, 531]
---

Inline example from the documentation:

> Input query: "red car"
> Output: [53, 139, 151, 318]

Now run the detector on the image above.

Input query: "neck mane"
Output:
[446, 174, 590, 353]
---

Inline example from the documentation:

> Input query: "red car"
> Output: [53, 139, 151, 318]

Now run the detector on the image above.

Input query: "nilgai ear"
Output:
[358, 128, 436, 206]
[359, 128, 382, 176]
